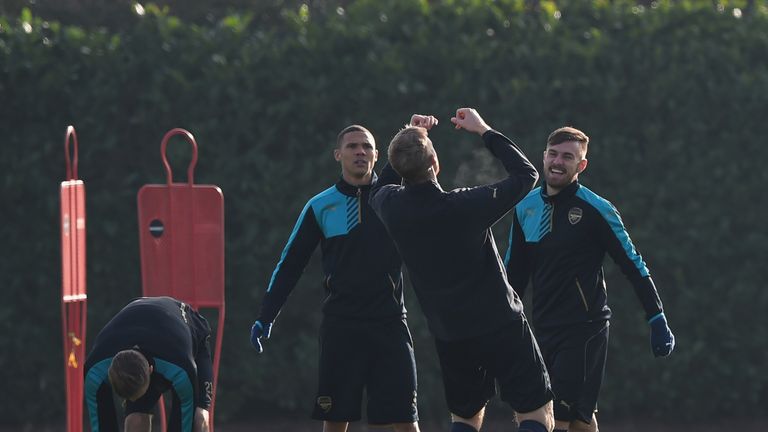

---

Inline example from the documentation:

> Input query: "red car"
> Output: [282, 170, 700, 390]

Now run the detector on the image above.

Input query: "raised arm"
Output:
[450, 108, 539, 230]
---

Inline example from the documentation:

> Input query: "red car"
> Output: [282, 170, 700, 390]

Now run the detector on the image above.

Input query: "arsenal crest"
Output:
[317, 396, 333, 413]
[568, 207, 583, 225]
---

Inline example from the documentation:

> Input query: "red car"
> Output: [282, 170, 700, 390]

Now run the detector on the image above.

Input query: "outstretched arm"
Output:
[596, 200, 674, 357]
[251, 203, 322, 352]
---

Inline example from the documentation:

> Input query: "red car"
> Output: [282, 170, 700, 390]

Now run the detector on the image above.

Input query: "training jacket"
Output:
[504, 181, 663, 330]
[258, 174, 405, 324]
[370, 130, 538, 341]
[84, 296, 212, 432]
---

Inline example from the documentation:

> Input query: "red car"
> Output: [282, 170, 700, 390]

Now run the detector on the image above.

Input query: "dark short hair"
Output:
[547, 126, 589, 154]
[108, 349, 150, 400]
[336, 125, 373, 148]
[388, 126, 433, 182]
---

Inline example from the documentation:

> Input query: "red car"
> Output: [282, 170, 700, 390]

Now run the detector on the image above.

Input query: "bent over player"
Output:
[504, 126, 675, 432]
[370, 109, 554, 432]
[250, 124, 419, 432]
[84, 296, 213, 432]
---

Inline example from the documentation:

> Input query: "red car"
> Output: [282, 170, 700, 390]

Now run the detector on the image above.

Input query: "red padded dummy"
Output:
[137, 128, 225, 431]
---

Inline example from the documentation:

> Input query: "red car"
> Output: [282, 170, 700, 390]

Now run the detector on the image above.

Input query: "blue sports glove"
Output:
[649, 313, 675, 357]
[250, 320, 272, 353]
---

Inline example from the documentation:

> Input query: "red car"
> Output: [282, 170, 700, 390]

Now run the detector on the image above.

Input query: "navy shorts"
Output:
[434, 317, 553, 419]
[536, 320, 609, 424]
[312, 317, 418, 424]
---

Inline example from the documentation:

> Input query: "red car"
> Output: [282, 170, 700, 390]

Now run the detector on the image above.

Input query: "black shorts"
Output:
[434, 317, 553, 419]
[536, 320, 609, 424]
[312, 317, 418, 424]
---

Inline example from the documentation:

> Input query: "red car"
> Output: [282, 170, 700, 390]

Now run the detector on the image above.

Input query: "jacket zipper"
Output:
[575, 277, 589, 311]
[357, 187, 362, 224]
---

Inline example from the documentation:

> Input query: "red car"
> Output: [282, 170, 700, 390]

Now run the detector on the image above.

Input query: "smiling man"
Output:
[250, 124, 420, 432]
[504, 127, 675, 432]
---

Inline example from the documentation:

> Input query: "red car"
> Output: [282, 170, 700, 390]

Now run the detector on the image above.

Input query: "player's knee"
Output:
[391, 421, 420, 432]
[193, 407, 210, 432]
[323, 421, 349, 432]
[451, 406, 485, 431]
[553, 419, 570, 432]
[569, 416, 597, 432]
[516, 400, 554, 432]
[124, 413, 152, 432]
[568, 414, 599, 432]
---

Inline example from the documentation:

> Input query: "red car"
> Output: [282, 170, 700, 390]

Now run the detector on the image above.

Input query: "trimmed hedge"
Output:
[1, 0, 766, 426]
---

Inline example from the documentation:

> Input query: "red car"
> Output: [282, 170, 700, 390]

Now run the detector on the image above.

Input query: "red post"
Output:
[137, 128, 225, 431]
[61, 126, 87, 432]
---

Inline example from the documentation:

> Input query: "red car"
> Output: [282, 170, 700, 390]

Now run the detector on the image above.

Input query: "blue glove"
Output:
[649, 313, 675, 357]
[250, 320, 272, 353]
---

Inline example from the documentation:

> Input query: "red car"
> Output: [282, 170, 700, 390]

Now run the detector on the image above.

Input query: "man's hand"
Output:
[649, 313, 675, 357]
[250, 320, 272, 353]
[410, 114, 439, 130]
[450, 108, 491, 135]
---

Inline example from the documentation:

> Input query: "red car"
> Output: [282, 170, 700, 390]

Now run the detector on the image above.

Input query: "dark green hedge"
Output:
[1, 0, 766, 426]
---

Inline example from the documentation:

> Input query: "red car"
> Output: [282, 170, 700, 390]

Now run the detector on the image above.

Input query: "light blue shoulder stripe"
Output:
[516, 187, 549, 242]
[504, 188, 543, 266]
[154, 359, 195, 432]
[84, 358, 196, 432]
[503, 222, 514, 267]
[267, 186, 350, 292]
[576, 186, 649, 277]
[266, 196, 316, 292]
[310, 186, 352, 238]
[85, 358, 112, 432]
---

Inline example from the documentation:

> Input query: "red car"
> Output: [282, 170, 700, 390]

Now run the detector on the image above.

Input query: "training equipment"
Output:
[137, 128, 225, 431]
[649, 312, 675, 357]
[60, 126, 87, 432]
[250, 320, 273, 353]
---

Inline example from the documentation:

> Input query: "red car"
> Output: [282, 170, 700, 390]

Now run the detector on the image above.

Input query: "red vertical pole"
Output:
[61, 126, 87, 432]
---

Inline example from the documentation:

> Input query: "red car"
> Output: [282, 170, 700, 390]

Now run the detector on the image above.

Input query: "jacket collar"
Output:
[541, 180, 580, 203]
[404, 179, 444, 195]
[335, 172, 377, 197]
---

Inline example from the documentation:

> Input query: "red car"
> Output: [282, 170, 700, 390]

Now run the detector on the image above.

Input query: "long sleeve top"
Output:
[504, 180, 663, 330]
[370, 130, 538, 340]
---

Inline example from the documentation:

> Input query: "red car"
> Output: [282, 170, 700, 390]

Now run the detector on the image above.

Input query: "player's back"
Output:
[85, 296, 194, 371]
[376, 180, 524, 341]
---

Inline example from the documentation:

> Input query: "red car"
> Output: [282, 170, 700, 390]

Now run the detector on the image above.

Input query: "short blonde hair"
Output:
[388, 126, 434, 182]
